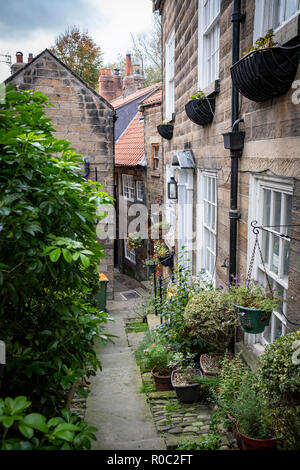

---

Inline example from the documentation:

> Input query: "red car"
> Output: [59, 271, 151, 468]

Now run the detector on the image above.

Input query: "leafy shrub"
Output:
[177, 433, 221, 450]
[141, 344, 173, 376]
[225, 277, 281, 312]
[231, 374, 273, 439]
[0, 396, 97, 450]
[0, 86, 113, 413]
[258, 332, 300, 449]
[217, 355, 250, 411]
[184, 289, 237, 352]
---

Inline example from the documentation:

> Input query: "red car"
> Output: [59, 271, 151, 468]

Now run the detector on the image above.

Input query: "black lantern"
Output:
[168, 176, 178, 200]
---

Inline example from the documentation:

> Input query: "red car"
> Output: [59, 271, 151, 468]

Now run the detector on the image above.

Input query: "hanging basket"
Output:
[158, 254, 173, 267]
[230, 45, 300, 103]
[234, 303, 272, 334]
[157, 124, 174, 140]
[185, 97, 215, 126]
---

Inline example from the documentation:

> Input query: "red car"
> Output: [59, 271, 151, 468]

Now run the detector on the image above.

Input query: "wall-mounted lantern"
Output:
[167, 176, 178, 200]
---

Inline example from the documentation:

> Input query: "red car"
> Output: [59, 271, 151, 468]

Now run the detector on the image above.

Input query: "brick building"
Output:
[154, 0, 300, 367]
[5, 49, 116, 298]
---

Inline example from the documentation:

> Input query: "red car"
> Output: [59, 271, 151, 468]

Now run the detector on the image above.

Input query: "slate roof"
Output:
[115, 112, 145, 167]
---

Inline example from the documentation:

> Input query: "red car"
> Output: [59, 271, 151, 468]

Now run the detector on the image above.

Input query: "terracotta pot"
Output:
[152, 369, 173, 391]
[237, 425, 277, 451]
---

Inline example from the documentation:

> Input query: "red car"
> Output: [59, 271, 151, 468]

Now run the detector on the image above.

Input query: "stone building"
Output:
[5, 49, 116, 299]
[154, 0, 300, 366]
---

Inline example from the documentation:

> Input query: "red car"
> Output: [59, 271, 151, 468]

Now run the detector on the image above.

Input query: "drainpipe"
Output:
[229, 0, 245, 282]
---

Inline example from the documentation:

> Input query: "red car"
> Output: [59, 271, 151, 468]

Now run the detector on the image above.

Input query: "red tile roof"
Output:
[140, 88, 162, 106]
[115, 112, 144, 166]
[111, 84, 159, 109]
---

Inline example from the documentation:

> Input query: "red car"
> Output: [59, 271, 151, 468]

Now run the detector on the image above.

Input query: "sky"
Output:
[0, 0, 155, 82]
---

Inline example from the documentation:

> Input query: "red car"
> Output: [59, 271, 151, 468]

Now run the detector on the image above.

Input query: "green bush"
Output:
[258, 332, 300, 449]
[218, 355, 250, 410]
[0, 396, 97, 450]
[184, 289, 237, 352]
[0, 86, 113, 413]
[177, 433, 221, 450]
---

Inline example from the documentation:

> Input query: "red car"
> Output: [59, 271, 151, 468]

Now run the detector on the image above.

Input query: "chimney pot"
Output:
[125, 54, 131, 76]
[134, 64, 140, 74]
[16, 51, 23, 63]
[28, 53, 33, 63]
[100, 68, 111, 76]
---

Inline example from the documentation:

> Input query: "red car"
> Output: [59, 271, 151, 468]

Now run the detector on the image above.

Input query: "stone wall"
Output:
[6, 50, 116, 299]
[159, 0, 300, 328]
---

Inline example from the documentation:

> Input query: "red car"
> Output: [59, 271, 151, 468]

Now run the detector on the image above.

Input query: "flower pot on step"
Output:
[200, 353, 234, 377]
[152, 369, 173, 391]
[237, 426, 278, 451]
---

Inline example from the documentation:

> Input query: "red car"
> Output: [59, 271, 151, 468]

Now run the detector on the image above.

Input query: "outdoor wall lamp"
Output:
[167, 176, 178, 200]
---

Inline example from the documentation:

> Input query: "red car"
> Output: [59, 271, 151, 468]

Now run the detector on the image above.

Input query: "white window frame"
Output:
[164, 164, 176, 247]
[165, 26, 175, 121]
[122, 174, 134, 202]
[124, 241, 136, 264]
[198, 0, 220, 90]
[253, 0, 300, 41]
[196, 170, 217, 285]
[247, 175, 293, 348]
[136, 180, 144, 202]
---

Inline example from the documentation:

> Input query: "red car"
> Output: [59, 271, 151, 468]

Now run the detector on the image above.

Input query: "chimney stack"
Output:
[99, 67, 122, 102]
[11, 51, 25, 75]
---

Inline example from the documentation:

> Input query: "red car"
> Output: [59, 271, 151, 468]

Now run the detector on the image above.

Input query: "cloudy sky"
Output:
[0, 0, 155, 82]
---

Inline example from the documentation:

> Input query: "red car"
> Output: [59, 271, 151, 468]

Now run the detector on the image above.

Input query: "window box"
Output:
[157, 123, 174, 140]
[185, 97, 215, 126]
[230, 45, 300, 103]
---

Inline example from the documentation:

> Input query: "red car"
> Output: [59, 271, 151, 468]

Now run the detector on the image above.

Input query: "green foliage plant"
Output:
[231, 373, 274, 440]
[0, 86, 114, 413]
[177, 433, 221, 450]
[0, 396, 97, 450]
[184, 289, 238, 352]
[154, 241, 168, 257]
[224, 276, 281, 312]
[244, 29, 277, 55]
[126, 232, 142, 249]
[258, 332, 300, 449]
[217, 355, 250, 412]
[141, 344, 173, 376]
[190, 90, 205, 100]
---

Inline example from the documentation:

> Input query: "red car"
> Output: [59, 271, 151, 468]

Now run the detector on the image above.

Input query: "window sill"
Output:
[202, 79, 220, 98]
[150, 170, 161, 178]
[274, 13, 300, 46]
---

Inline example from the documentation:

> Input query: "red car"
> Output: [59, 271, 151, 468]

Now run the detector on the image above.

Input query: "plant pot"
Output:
[230, 45, 300, 103]
[200, 353, 234, 377]
[152, 369, 173, 391]
[171, 369, 202, 403]
[237, 427, 277, 451]
[185, 97, 215, 126]
[157, 124, 173, 140]
[158, 254, 173, 267]
[233, 303, 271, 334]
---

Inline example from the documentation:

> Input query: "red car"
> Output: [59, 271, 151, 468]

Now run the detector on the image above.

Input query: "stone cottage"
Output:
[154, 0, 300, 367]
[5, 49, 116, 299]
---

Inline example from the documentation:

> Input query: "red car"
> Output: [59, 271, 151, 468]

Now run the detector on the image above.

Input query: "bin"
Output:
[94, 273, 108, 312]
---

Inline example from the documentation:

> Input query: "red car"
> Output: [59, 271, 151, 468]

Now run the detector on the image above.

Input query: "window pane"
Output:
[262, 230, 270, 266]
[285, 194, 292, 236]
[283, 239, 290, 279]
[273, 314, 283, 340]
[273, 191, 282, 230]
[263, 189, 271, 225]
[272, 236, 280, 274]
[285, 0, 298, 19]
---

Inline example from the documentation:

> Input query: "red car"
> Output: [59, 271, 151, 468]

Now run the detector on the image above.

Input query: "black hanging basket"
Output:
[231, 45, 300, 103]
[185, 97, 215, 126]
[157, 124, 174, 140]
[158, 254, 173, 267]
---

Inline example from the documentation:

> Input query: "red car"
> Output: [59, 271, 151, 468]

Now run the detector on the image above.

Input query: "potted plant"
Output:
[226, 277, 281, 334]
[154, 241, 173, 267]
[169, 352, 202, 403]
[231, 29, 300, 103]
[145, 257, 158, 275]
[184, 288, 238, 353]
[185, 90, 215, 126]
[141, 344, 174, 391]
[157, 122, 173, 140]
[200, 353, 234, 377]
[126, 232, 142, 250]
[231, 374, 278, 451]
